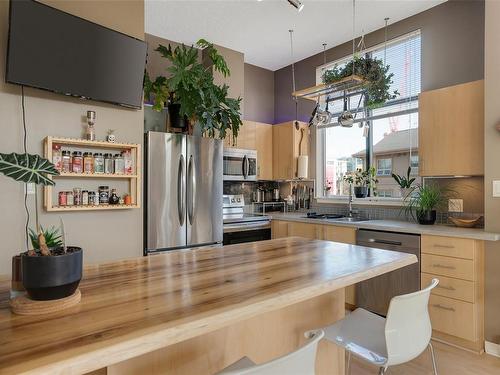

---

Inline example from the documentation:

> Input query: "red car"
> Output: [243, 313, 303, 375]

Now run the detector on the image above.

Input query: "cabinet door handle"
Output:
[433, 304, 456, 312]
[432, 264, 456, 270]
[436, 285, 456, 291]
[434, 244, 455, 249]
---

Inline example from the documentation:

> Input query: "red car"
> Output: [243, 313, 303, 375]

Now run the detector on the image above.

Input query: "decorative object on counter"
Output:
[392, 166, 416, 198]
[343, 167, 378, 198]
[85, 110, 96, 141]
[449, 216, 482, 228]
[145, 39, 242, 142]
[10, 255, 24, 299]
[403, 183, 451, 225]
[107, 129, 116, 143]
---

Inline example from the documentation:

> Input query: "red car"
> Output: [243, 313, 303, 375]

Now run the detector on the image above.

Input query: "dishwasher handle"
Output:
[368, 238, 403, 247]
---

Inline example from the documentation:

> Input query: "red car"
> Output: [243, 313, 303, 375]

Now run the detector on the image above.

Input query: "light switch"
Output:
[494, 181, 500, 198]
[448, 199, 463, 213]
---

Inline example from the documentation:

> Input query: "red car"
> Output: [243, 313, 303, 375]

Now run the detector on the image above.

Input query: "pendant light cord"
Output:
[352, 0, 356, 74]
[21, 86, 30, 252]
[289, 29, 299, 127]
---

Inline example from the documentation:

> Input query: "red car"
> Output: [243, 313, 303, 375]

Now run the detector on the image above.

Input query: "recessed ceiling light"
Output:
[287, 0, 304, 12]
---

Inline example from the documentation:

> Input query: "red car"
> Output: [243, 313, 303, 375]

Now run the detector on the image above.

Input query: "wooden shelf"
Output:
[55, 173, 138, 179]
[49, 204, 139, 212]
[44, 137, 141, 212]
[292, 75, 366, 101]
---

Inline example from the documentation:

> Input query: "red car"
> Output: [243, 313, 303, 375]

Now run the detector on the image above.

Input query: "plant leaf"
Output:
[0, 153, 59, 186]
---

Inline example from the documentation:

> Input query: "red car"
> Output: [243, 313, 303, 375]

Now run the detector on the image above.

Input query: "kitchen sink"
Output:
[329, 216, 370, 223]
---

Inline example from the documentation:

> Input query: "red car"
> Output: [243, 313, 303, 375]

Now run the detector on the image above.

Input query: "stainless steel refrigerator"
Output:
[145, 131, 223, 255]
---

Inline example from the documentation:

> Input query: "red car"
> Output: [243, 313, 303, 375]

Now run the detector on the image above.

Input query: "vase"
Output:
[354, 186, 368, 198]
[417, 210, 437, 225]
[167, 103, 188, 130]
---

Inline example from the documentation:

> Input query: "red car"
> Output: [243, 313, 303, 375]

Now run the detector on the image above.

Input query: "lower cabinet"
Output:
[271, 220, 357, 305]
[421, 235, 484, 352]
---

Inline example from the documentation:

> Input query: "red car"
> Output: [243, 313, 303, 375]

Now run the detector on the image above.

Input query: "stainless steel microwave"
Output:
[223, 148, 257, 181]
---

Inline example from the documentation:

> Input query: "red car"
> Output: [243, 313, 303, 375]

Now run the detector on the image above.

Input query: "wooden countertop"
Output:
[0, 237, 416, 375]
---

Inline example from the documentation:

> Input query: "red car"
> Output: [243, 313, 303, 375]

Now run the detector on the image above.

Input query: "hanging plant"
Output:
[321, 55, 399, 109]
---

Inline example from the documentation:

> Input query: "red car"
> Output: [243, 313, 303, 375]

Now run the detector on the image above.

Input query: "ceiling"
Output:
[145, 0, 446, 71]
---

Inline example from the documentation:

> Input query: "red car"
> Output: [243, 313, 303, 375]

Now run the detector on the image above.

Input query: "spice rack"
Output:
[43, 136, 141, 212]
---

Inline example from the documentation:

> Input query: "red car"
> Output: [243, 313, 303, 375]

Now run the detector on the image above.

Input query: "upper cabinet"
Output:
[272, 121, 309, 180]
[419, 80, 484, 177]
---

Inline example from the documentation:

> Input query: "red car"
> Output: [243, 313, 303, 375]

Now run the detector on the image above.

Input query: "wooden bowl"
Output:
[449, 216, 482, 228]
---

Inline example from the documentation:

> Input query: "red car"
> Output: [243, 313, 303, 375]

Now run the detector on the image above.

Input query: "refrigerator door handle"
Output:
[187, 155, 196, 225]
[178, 154, 185, 226]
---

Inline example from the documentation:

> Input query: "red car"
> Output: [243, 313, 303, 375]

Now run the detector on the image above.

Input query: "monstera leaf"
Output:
[0, 153, 59, 186]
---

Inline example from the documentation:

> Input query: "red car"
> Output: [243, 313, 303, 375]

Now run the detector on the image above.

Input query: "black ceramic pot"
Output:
[22, 247, 83, 301]
[167, 103, 188, 129]
[417, 210, 437, 225]
[354, 186, 368, 198]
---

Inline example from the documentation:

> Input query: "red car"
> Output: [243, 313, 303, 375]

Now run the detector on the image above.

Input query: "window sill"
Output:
[316, 197, 405, 207]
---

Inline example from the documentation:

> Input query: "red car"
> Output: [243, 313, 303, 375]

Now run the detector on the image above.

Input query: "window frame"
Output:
[376, 158, 393, 176]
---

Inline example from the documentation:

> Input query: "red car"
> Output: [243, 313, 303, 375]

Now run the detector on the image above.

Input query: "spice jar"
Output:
[71, 151, 83, 173]
[99, 186, 109, 204]
[73, 188, 82, 206]
[83, 152, 94, 174]
[104, 153, 114, 174]
[94, 153, 104, 174]
[52, 145, 62, 171]
[58, 191, 67, 206]
[122, 150, 133, 175]
[109, 189, 120, 205]
[113, 154, 125, 175]
[66, 191, 74, 206]
[82, 190, 89, 205]
[89, 191, 98, 206]
[61, 150, 72, 173]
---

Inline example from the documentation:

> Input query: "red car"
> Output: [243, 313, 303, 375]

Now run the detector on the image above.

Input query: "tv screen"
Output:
[6, 0, 147, 109]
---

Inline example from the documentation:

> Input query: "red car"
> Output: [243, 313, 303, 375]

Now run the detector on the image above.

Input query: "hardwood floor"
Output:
[349, 341, 500, 374]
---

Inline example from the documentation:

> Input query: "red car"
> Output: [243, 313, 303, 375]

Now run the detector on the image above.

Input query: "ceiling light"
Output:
[287, 0, 304, 12]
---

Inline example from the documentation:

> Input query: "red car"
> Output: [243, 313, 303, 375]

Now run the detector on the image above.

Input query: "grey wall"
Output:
[0, 0, 145, 275]
[274, 0, 485, 124]
[484, 0, 500, 345]
[244, 63, 275, 124]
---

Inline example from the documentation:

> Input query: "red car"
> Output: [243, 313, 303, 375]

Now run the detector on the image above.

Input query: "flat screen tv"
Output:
[6, 0, 147, 109]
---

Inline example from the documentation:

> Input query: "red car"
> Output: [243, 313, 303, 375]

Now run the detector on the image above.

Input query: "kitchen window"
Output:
[316, 30, 421, 199]
[377, 158, 392, 176]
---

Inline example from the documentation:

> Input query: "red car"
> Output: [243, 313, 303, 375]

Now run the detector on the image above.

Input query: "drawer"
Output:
[422, 272, 474, 303]
[421, 254, 475, 281]
[421, 235, 475, 260]
[429, 295, 476, 341]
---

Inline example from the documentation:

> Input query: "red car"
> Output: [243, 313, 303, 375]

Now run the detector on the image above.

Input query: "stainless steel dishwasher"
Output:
[356, 229, 421, 316]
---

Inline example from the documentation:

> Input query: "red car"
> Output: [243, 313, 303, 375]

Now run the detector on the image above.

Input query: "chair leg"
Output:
[378, 367, 386, 375]
[428, 342, 438, 375]
[346, 351, 352, 375]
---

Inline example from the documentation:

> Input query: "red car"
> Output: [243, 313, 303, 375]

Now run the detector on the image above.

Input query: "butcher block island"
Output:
[0, 237, 417, 375]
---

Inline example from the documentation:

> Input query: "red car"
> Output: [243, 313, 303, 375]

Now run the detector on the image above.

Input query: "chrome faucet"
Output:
[348, 184, 353, 218]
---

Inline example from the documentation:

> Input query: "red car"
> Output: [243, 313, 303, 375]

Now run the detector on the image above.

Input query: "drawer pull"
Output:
[432, 264, 456, 270]
[436, 285, 456, 291]
[433, 244, 455, 249]
[432, 304, 456, 312]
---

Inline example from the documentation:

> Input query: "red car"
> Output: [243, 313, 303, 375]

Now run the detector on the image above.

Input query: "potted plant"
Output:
[144, 39, 243, 142]
[344, 167, 378, 198]
[392, 166, 416, 198]
[403, 183, 449, 225]
[0, 153, 83, 301]
[322, 55, 399, 108]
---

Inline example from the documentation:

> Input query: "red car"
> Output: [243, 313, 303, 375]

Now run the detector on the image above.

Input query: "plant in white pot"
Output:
[0, 153, 83, 301]
[392, 166, 416, 199]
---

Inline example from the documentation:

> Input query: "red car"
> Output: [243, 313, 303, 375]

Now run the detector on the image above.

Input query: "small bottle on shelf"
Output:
[113, 154, 125, 175]
[109, 189, 120, 205]
[72, 151, 83, 173]
[94, 153, 104, 174]
[52, 145, 62, 171]
[104, 153, 114, 174]
[83, 152, 94, 174]
[122, 150, 133, 175]
[61, 150, 71, 173]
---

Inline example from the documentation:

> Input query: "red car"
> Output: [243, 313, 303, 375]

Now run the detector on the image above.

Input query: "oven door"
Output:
[223, 222, 271, 245]
[223, 149, 257, 181]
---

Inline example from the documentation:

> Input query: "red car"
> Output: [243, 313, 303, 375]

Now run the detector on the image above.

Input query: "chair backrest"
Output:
[231, 330, 324, 375]
[384, 278, 439, 367]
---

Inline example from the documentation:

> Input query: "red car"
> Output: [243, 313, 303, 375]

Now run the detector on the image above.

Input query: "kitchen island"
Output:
[0, 237, 416, 375]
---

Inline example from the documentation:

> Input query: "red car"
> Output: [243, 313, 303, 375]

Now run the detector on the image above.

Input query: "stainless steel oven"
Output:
[223, 148, 257, 181]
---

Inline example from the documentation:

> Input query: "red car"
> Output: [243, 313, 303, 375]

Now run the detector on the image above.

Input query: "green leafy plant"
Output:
[29, 226, 63, 250]
[145, 39, 242, 141]
[143, 72, 168, 112]
[392, 166, 416, 189]
[403, 184, 450, 221]
[344, 167, 378, 188]
[322, 55, 399, 108]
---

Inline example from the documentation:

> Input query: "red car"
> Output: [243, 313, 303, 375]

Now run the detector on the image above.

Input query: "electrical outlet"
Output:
[448, 199, 463, 213]
[25, 183, 35, 195]
[494, 181, 500, 198]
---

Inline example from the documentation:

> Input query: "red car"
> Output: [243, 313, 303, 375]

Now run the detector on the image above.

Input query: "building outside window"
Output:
[316, 30, 421, 199]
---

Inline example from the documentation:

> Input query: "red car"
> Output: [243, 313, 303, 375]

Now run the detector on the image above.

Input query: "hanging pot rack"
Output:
[291, 74, 366, 101]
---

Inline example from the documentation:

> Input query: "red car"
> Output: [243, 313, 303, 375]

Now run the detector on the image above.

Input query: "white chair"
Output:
[323, 279, 439, 375]
[215, 329, 324, 375]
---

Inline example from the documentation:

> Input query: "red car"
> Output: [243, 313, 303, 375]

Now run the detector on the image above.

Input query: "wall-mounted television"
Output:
[6, 0, 147, 109]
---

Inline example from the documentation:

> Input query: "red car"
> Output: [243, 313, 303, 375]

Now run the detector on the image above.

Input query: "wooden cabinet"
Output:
[419, 80, 484, 176]
[225, 120, 273, 180]
[272, 121, 309, 180]
[421, 235, 484, 352]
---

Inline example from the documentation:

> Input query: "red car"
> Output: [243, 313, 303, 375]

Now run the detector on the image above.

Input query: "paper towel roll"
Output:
[297, 155, 308, 179]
